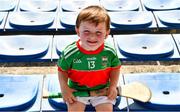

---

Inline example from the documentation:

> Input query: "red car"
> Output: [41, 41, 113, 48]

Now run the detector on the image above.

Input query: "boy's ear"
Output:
[75, 27, 80, 37]
[105, 29, 110, 39]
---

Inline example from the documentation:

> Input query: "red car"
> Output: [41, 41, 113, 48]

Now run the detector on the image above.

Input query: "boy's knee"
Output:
[67, 101, 86, 111]
[95, 103, 113, 111]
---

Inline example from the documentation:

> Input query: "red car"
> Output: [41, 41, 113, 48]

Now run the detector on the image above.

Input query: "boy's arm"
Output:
[58, 70, 68, 92]
[58, 70, 77, 104]
[107, 68, 120, 100]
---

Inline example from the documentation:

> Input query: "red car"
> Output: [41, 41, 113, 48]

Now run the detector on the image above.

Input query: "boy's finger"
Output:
[71, 95, 77, 102]
[68, 98, 74, 104]
[107, 93, 113, 99]
[108, 93, 116, 100]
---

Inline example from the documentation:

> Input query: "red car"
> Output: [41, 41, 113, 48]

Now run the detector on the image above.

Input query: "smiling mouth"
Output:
[87, 40, 97, 44]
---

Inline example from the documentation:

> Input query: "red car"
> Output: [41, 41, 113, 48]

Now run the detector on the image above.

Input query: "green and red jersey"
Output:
[57, 39, 121, 91]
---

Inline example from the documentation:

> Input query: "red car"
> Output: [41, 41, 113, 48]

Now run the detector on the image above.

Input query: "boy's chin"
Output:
[87, 46, 100, 51]
[88, 48, 98, 51]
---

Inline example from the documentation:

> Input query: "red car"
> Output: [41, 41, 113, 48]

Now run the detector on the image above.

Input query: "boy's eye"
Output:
[96, 31, 102, 36]
[83, 30, 90, 34]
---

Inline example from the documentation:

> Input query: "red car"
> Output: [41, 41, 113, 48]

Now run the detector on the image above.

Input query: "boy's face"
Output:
[76, 21, 110, 51]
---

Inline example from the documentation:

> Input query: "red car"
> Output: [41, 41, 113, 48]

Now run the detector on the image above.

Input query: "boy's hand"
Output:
[107, 86, 118, 100]
[61, 87, 77, 104]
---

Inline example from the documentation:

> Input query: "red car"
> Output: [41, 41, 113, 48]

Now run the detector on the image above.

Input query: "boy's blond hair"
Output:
[76, 5, 110, 30]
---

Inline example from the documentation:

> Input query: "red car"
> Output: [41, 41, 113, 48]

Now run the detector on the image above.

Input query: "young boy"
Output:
[57, 5, 121, 111]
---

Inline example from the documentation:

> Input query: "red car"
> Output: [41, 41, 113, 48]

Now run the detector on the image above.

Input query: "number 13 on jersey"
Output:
[88, 61, 95, 69]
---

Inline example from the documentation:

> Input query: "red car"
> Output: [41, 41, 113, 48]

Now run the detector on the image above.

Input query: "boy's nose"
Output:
[89, 33, 97, 39]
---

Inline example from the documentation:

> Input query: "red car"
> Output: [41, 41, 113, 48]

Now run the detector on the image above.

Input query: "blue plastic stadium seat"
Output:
[44, 74, 121, 111]
[19, 0, 58, 12]
[53, 35, 79, 57]
[123, 73, 180, 111]
[114, 34, 180, 61]
[52, 35, 79, 60]
[60, 0, 100, 12]
[142, 0, 180, 11]
[0, 75, 43, 111]
[0, 0, 17, 12]
[173, 34, 180, 54]
[100, 0, 141, 11]
[0, 35, 52, 62]
[6, 12, 56, 31]
[0, 12, 7, 32]
[154, 10, 180, 29]
[59, 12, 78, 29]
[108, 11, 157, 31]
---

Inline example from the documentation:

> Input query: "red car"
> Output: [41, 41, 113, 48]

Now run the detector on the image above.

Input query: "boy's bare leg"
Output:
[95, 103, 113, 112]
[67, 101, 86, 112]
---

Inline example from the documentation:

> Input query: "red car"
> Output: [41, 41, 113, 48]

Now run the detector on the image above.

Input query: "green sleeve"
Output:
[111, 52, 121, 67]
[57, 52, 70, 71]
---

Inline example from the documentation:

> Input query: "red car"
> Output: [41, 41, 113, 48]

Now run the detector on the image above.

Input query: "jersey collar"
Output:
[76, 39, 104, 55]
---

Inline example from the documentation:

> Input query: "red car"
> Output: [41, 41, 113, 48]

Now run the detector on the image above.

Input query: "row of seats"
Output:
[1, 73, 180, 111]
[0, 10, 180, 34]
[0, 0, 180, 12]
[0, 34, 179, 62]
